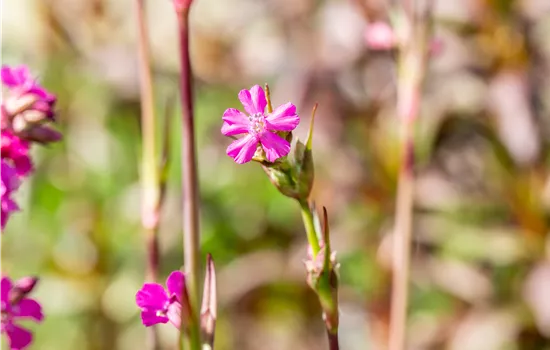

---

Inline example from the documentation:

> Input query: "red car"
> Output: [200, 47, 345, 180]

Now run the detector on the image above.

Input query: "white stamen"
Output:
[248, 113, 266, 134]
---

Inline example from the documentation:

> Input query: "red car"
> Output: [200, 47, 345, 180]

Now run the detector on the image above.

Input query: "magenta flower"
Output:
[221, 85, 300, 164]
[135, 271, 187, 329]
[1, 277, 44, 350]
[0, 65, 56, 113]
[0, 66, 56, 133]
[1, 160, 20, 230]
[1, 131, 32, 177]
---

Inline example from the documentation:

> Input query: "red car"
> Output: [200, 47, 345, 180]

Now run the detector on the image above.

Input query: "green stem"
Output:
[299, 200, 321, 256]
[135, 0, 161, 348]
[388, 3, 431, 350]
[176, 6, 201, 350]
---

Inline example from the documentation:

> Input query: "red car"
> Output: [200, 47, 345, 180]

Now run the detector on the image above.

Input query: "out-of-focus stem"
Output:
[135, 0, 161, 348]
[388, 126, 414, 350]
[388, 2, 431, 350]
[327, 330, 339, 350]
[299, 200, 321, 256]
[176, 6, 202, 350]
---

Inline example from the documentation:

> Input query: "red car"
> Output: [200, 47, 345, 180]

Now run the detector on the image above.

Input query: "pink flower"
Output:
[364, 22, 396, 50]
[1, 65, 58, 147]
[1, 277, 44, 350]
[135, 271, 187, 329]
[1, 131, 32, 177]
[221, 85, 300, 164]
[1, 65, 56, 120]
[1, 160, 20, 230]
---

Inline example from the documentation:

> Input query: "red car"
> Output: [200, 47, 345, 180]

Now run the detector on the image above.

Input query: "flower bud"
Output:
[20, 125, 62, 144]
[3, 94, 39, 117]
[9, 276, 39, 304]
[261, 105, 316, 201]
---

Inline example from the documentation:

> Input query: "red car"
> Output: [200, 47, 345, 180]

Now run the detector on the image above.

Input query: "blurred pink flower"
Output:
[1, 131, 32, 177]
[365, 22, 396, 50]
[221, 85, 300, 164]
[1, 276, 44, 350]
[1, 160, 20, 230]
[135, 271, 187, 329]
[1, 65, 56, 121]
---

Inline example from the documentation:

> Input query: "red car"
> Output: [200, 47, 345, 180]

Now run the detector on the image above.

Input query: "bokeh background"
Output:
[2, 0, 550, 349]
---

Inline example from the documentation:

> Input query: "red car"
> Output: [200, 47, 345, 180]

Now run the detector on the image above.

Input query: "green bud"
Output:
[260, 104, 317, 201]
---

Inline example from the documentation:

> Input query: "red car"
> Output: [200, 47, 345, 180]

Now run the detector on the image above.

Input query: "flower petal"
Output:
[13, 298, 43, 322]
[166, 271, 186, 302]
[6, 323, 33, 350]
[222, 108, 248, 125]
[238, 85, 266, 115]
[259, 132, 291, 162]
[265, 103, 300, 131]
[1, 277, 13, 305]
[135, 283, 169, 311]
[140, 310, 169, 327]
[221, 108, 249, 136]
[1, 66, 18, 87]
[226, 135, 259, 164]
[166, 302, 183, 329]
[222, 122, 249, 136]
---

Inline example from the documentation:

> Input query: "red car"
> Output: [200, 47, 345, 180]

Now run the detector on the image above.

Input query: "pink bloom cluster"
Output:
[1, 277, 43, 350]
[1, 65, 57, 349]
[135, 271, 187, 329]
[1, 65, 59, 230]
[221, 85, 300, 164]
[1, 65, 56, 124]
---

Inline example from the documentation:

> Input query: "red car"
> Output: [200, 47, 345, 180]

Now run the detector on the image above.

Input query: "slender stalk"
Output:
[388, 1, 431, 349]
[299, 200, 321, 256]
[388, 127, 414, 350]
[135, 0, 161, 348]
[176, 5, 202, 350]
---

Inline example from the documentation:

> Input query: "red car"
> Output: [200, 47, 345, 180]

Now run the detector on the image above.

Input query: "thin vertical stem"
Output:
[388, 1, 431, 348]
[388, 124, 414, 350]
[299, 200, 321, 256]
[176, 6, 202, 350]
[135, 0, 161, 348]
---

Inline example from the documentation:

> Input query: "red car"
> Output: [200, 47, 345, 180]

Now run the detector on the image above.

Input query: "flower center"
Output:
[248, 113, 266, 135]
[155, 301, 170, 317]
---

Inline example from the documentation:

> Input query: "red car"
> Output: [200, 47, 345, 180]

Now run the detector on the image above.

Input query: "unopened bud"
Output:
[11, 114, 28, 134]
[261, 105, 316, 201]
[23, 109, 49, 124]
[21, 125, 62, 144]
[293, 140, 314, 199]
[3, 94, 39, 117]
[9, 276, 39, 304]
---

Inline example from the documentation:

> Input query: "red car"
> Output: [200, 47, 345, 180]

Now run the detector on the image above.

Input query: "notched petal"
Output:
[226, 135, 259, 164]
[166, 271, 186, 302]
[13, 298, 43, 322]
[259, 132, 291, 162]
[266, 103, 299, 131]
[135, 283, 169, 311]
